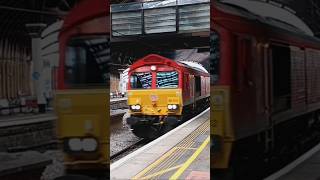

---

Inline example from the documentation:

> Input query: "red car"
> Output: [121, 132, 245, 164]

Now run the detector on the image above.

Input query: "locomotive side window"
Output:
[64, 36, 109, 88]
[156, 71, 179, 88]
[211, 31, 220, 84]
[184, 73, 189, 98]
[130, 72, 152, 89]
[195, 76, 201, 96]
[271, 44, 291, 113]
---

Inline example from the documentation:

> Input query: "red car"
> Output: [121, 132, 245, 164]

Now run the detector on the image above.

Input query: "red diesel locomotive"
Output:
[212, 0, 320, 179]
[55, 0, 110, 176]
[126, 54, 210, 139]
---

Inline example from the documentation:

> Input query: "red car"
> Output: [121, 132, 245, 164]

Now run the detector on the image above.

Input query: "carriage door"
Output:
[270, 44, 291, 114]
[190, 75, 195, 109]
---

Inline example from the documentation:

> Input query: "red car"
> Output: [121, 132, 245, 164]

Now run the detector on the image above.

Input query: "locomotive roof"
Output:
[178, 61, 208, 73]
[213, 1, 320, 48]
[130, 54, 209, 74]
[219, 0, 313, 36]
[215, 1, 305, 35]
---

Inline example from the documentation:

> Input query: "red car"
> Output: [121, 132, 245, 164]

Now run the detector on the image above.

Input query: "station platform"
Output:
[0, 151, 52, 180]
[0, 112, 56, 127]
[265, 143, 320, 180]
[110, 108, 210, 180]
[110, 97, 127, 102]
[0, 112, 57, 152]
[110, 98, 128, 110]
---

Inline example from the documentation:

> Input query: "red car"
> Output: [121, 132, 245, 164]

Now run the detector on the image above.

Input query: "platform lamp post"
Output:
[25, 23, 47, 113]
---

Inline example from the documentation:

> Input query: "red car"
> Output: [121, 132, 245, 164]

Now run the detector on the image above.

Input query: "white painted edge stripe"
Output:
[110, 107, 210, 170]
[110, 98, 127, 102]
[264, 142, 320, 180]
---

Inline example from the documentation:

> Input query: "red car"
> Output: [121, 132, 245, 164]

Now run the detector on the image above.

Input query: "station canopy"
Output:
[0, 0, 80, 46]
[0, 0, 319, 41]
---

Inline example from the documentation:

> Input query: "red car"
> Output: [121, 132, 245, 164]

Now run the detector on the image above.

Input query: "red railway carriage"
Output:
[127, 54, 210, 138]
[211, 1, 320, 178]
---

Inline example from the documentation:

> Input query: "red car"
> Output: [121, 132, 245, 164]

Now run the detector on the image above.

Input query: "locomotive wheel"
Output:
[161, 123, 175, 134]
[132, 124, 161, 139]
[161, 117, 179, 134]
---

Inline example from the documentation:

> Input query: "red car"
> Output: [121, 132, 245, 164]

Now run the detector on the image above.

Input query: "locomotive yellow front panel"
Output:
[55, 89, 109, 168]
[128, 89, 183, 116]
[212, 86, 234, 169]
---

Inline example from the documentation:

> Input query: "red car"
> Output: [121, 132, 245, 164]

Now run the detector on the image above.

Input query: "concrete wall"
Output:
[110, 73, 120, 93]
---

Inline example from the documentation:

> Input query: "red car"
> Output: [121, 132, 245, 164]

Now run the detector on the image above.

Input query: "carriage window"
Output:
[64, 35, 109, 88]
[211, 31, 220, 84]
[130, 72, 152, 89]
[157, 71, 179, 88]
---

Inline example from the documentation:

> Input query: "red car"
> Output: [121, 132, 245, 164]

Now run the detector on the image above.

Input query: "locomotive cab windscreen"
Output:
[129, 70, 179, 89]
[64, 35, 109, 88]
[157, 71, 179, 88]
[130, 72, 152, 89]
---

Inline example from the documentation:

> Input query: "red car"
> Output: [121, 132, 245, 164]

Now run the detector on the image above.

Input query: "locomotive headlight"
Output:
[67, 138, 98, 152]
[82, 138, 98, 152]
[172, 104, 178, 110]
[68, 138, 82, 151]
[131, 104, 141, 111]
[151, 65, 157, 71]
[168, 104, 178, 110]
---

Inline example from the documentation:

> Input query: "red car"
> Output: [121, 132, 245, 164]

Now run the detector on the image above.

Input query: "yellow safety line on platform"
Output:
[133, 119, 209, 180]
[169, 136, 210, 180]
[151, 122, 208, 179]
[175, 147, 198, 150]
[132, 147, 177, 180]
[151, 142, 194, 179]
[153, 121, 209, 179]
[140, 165, 182, 179]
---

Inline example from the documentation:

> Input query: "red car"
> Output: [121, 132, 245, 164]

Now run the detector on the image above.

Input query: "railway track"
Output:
[110, 139, 150, 162]
[7, 140, 58, 153]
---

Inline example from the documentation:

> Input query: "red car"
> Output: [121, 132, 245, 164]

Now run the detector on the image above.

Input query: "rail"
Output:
[110, 139, 149, 161]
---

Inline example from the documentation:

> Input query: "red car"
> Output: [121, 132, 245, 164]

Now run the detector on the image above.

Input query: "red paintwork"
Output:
[212, 1, 320, 140]
[58, 0, 110, 89]
[61, 0, 109, 33]
[128, 54, 210, 105]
